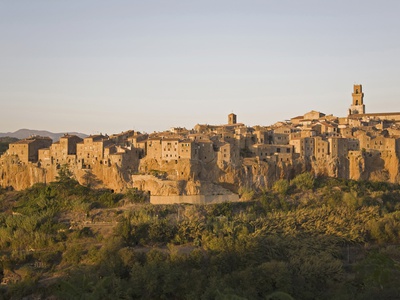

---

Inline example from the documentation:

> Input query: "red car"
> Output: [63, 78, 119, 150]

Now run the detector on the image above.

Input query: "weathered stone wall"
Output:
[151, 194, 240, 205]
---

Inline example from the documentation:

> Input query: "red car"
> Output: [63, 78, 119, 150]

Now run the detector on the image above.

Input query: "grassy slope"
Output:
[0, 176, 400, 299]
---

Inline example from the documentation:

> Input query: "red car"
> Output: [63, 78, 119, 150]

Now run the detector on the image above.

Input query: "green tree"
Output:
[55, 164, 75, 185]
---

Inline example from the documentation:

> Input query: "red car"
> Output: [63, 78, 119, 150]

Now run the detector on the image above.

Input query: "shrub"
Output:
[238, 187, 255, 201]
[273, 179, 290, 195]
[291, 172, 315, 191]
[126, 188, 148, 203]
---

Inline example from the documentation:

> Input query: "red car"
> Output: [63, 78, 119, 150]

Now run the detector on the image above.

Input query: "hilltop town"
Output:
[1, 84, 400, 202]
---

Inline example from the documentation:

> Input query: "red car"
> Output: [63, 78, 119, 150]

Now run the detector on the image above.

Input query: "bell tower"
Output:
[349, 84, 365, 115]
[228, 113, 237, 125]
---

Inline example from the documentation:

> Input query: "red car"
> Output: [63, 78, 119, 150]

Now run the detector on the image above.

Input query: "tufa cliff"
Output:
[2, 146, 400, 195]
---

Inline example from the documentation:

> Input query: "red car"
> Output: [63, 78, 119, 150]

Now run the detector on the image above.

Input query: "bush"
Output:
[273, 179, 290, 195]
[126, 189, 148, 203]
[238, 187, 255, 201]
[96, 192, 123, 208]
[291, 172, 315, 191]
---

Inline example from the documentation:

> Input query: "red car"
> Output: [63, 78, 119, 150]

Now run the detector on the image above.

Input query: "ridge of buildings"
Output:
[2, 84, 400, 181]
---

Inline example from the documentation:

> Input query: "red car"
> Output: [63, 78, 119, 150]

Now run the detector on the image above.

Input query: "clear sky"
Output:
[1, 0, 400, 134]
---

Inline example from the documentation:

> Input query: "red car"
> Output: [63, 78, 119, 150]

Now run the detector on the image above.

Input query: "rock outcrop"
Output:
[1, 148, 400, 194]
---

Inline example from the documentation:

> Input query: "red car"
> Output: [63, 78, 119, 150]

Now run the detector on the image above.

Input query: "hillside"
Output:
[0, 129, 87, 141]
[0, 174, 400, 299]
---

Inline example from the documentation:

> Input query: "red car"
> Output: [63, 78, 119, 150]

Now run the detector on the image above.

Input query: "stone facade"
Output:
[2, 84, 400, 193]
[39, 134, 82, 167]
[76, 135, 113, 169]
[9, 136, 52, 164]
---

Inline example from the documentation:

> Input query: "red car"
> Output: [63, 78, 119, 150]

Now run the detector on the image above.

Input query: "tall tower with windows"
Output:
[349, 84, 365, 115]
[228, 113, 237, 125]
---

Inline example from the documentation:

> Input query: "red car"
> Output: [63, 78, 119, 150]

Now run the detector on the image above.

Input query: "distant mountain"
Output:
[0, 129, 88, 141]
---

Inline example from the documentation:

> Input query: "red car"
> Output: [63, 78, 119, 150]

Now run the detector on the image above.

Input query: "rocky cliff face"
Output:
[136, 156, 307, 195]
[0, 156, 46, 190]
[310, 150, 400, 184]
[1, 150, 400, 193]
[347, 150, 400, 183]
[0, 155, 129, 192]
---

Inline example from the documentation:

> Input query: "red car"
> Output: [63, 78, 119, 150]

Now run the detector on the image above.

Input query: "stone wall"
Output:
[151, 194, 240, 205]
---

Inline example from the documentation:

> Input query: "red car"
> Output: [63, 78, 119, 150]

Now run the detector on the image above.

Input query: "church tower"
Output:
[228, 113, 237, 125]
[349, 84, 365, 115]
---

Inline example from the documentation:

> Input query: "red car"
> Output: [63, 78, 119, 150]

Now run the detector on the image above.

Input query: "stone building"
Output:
[347, 138, 360, 151]
[107, 146, 140, 169]
[313, 136, 329, 159]
[127, 133, 148, 158]
[146, 138, 163, 161]
[253, 129, 270, 144]
[271, 124, 296, 145]
[299, 137, 315, 158]
[146, 137, 200, 162]
[178, 140, 198, 160]
[271, 132, 290, 145]
[110, 130, 135, 145]
[197, 140, 215, 163]
[38, 134, 82, 166]
[217, 141, 240, 167]
[316, 121, 339, 137]
[76, 135, 113, 169]
[250, 144, 293, 163]
[9, 136, 52, 164]
[328, 137, 350, 158]
[161, 138, 180, 161]
[303, 110, 326, 121]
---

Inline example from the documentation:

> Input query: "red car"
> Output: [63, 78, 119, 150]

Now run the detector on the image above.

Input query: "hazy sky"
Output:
[1, 0, 400, 134]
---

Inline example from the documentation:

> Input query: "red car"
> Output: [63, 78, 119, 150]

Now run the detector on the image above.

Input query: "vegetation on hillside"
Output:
[0, 172, 400, 299]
